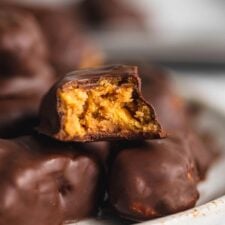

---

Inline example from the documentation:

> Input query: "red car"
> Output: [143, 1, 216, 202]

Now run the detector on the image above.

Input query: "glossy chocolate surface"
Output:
[0, 136, 102, 225]
[109, 137, 199, 221]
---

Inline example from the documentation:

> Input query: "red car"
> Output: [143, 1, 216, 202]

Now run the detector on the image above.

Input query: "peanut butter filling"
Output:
[56, 78, 160, 141]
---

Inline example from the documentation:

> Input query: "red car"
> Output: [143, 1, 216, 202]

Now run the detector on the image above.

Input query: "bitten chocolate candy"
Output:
[0, 136, 102, 225]
[109, 137, 199, 221]
[38, 65, 161, 142]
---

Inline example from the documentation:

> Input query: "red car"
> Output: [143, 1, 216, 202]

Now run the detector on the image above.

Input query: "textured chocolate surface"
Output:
[38, 64, 161, 142]
[0, 135, 102, 225]
[109, 137, 199, 221]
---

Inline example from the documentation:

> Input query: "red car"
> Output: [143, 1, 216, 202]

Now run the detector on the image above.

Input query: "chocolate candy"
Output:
[7, 5, 104, 76]
[0, 7, 48, 66]
[141, 65, 188, 132]
[38, 65, 161, 142]
[0, 8, 55, 98]
[0, 135, 102, 225]
[109, 137, 199, 221]
[0, 97, 40, 138]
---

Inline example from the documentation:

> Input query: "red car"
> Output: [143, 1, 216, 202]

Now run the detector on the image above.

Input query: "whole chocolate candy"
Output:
[0, 135, 103, 225]
[0, 97, 41, 138]
[109, 137, 199, 221]
[0, 7, 55, 98]
[38, 65, 161, 142]
[9, 5, 104, 76]
[0, 7, 48, 66]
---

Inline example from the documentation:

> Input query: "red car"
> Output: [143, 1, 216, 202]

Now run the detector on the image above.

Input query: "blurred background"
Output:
[2, 0, 225, 112]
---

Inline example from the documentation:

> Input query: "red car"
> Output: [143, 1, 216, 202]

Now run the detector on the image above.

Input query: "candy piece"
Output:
[141, 65, 188, 132]
[109, 137, 199, 221]
[0, 8, 55, 98]
[0, 136, 102, 225]
[38, 65, 161, 142]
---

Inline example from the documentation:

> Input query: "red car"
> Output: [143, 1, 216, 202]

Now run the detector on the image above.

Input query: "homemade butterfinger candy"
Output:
[141, 65, 188, 132]
[29, 7, 103, 75]
[109, 137, 199, 221]
[78, 0, 146, 30]
[0, 7, 48, 65]
[0, 8, 55, 98]
[0, 135, 102, 225]
[38, 65, 161, 142]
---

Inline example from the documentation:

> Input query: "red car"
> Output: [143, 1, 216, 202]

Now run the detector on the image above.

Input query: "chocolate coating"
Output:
[0, 136, 102, 225]
[0, 7, 55, 98]
[141, 65, 188, 132]
[0, 97, 41, 138]
[84, 141, 110, 168]
[16, 6, 103, 76]
[183, 131, 215, 179]
[0, 7, 48, 67]
[0, 59, 55, 98]
[109, 137, 199, 221]
[38, 64, 161, 142]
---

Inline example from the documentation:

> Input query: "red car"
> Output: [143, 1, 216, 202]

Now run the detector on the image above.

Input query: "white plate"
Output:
[68, 102, 225, 225]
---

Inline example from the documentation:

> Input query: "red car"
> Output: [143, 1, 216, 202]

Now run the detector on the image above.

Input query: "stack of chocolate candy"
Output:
[0, 62, 216, 225]
[0, 6, 216, 225]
